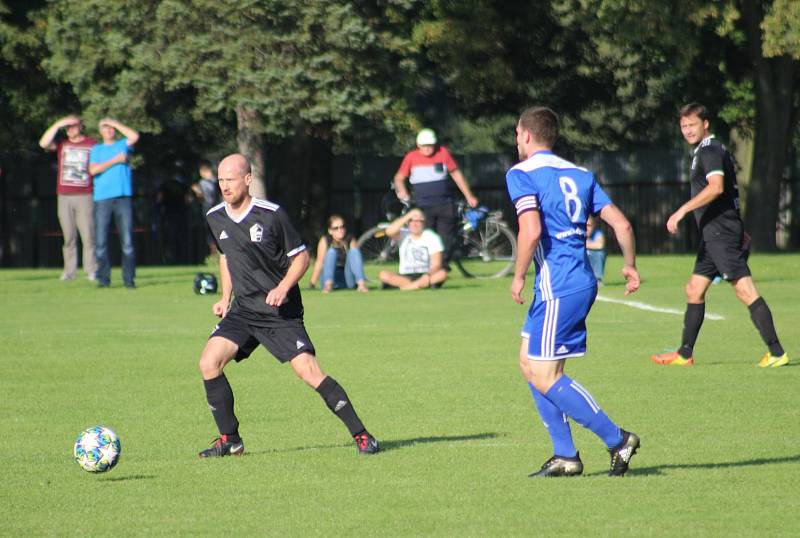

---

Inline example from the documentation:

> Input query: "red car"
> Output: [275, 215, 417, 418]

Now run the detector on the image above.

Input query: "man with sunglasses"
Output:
[378, 208, 448, 290]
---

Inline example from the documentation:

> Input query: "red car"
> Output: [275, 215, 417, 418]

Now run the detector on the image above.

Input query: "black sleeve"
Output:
[207, 219, 224, 255]
[698, 146, 725, 178]
[275, 208, 306, 256]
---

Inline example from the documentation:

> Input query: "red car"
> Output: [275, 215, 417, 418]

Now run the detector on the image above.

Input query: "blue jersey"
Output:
[506, 150, 611, 300]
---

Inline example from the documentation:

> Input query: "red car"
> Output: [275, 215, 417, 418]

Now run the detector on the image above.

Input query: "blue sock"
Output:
[529, 382, 577, 458]
[544, 375, 623, 449]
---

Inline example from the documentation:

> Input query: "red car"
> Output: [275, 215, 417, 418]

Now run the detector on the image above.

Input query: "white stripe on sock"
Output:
[570, 381, 600, 414]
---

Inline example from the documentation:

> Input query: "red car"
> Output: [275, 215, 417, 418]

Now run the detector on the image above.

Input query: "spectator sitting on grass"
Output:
[309, 214, 368, 293]
[378, 208, 447, 290]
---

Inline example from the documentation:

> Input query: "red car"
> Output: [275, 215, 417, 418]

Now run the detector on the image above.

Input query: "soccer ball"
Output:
[194, 272, 218, 295]
[73, 426, 121, 473]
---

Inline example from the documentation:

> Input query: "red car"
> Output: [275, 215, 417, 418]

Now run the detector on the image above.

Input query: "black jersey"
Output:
[206, 198, 307, 326]
[689, 136, 743, 241]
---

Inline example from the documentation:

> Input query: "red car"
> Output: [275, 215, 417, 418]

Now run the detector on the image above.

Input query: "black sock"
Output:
[678, 303, 705, 358]
[315, 376, 366, 437]
[203, 374, 240, 440]
[748, 297, 784, 357]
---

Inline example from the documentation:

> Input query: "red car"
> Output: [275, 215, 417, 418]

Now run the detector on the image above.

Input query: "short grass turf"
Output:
[1, 254, 799, 536]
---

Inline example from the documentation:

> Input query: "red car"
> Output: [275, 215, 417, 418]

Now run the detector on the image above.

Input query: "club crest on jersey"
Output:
[250, 223, 263, 242]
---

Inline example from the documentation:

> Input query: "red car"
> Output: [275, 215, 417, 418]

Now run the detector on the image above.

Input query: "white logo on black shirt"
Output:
[219, 230, 228, 240]
[296, 340, 305, 349]
[250, 224, 263, 242]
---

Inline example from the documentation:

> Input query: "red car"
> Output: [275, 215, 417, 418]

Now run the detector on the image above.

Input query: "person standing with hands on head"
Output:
[508, 106, 641, 477]
[89, 117, 139, 288]
[651, 103, 789, 368]
[394, 129, 479, 267]
[39, 115, 98, 282]
[198, 154, 379, 458]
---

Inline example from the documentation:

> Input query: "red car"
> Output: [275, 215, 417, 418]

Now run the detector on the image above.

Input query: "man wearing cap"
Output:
[39, 115, 98, 282]
[393, 129, 479, 267]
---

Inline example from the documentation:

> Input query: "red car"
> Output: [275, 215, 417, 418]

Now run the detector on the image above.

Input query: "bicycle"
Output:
[356, 194, 517, 279]
[452, 203, 517, 278]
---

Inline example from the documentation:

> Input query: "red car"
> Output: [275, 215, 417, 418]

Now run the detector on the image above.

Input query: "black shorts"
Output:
[693, 238, 751, 281]
[210, 311, 316, 363]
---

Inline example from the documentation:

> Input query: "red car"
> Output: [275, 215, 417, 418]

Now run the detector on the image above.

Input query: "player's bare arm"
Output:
[213, 254, 233, 317]
[511, 210, 541, 304]
[666, 174, 723, 234]
[599, 204, 640, 295]
[266, 250, 310, 306]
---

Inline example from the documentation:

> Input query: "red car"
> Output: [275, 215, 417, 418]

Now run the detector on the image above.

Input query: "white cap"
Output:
[416, 128, 437, 146]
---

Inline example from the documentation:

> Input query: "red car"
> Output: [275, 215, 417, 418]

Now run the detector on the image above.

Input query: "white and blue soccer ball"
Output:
[73, 426, 121, 473]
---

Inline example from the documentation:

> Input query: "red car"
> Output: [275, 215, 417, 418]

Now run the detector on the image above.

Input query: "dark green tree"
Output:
[557, 0, 800, 251]
[42, 0, 420, 233]
[0, 0, 75, 160]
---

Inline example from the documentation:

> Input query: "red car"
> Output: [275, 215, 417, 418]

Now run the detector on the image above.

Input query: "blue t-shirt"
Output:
[90, 139, 133, 201]
[506, 150, 612, 300]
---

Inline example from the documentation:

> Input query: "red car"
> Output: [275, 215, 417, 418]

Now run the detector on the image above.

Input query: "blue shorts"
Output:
[521, 286, 597, 361]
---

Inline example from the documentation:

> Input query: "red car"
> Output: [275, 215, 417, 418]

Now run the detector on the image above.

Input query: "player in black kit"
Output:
[651, 103, 789, 368]
[197, 154, 379, 457]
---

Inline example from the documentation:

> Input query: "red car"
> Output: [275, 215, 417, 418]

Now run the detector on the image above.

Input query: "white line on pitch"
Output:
[596, 295, 725, 320]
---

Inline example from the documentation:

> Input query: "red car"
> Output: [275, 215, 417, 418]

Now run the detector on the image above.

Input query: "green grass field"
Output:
[2, 255, 799, 536]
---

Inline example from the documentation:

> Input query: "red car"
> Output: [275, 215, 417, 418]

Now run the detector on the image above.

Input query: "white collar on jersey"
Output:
[694, 134, 716, 153]
[224, 197, 255, 223]
[511, 150, 587, 173]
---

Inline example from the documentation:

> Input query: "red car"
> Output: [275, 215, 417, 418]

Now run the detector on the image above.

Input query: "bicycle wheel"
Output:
[356, 225, 399, 267]
[454, 220, 516, 278]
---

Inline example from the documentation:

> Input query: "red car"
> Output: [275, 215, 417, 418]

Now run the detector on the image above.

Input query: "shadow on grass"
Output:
[377, 432, 500, 452]
[586, 453, 800, 477]
[101, 474, 157, 482]
[247, 432, 501, 456]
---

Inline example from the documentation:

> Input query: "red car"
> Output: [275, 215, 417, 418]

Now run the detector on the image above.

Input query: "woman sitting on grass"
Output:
[309, 214, 369, 293]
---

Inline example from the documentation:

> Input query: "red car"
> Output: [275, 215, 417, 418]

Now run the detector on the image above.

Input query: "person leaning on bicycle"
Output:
[378, 208, 448, 290]
[393, 128, 479, 268]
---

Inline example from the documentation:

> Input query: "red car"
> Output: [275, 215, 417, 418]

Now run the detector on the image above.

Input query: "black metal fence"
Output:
[1, 150, 796, 268]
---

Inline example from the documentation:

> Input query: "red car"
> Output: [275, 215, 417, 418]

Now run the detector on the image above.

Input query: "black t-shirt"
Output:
[206, 198, 307, 326]
[325, 233, 354, 268]
[690, 136, 743, 241]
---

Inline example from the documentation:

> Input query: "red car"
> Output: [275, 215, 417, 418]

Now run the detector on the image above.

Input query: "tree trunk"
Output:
[745, 57, 798, 251]
[740, 0, 799, 251]
[235, 105, 267, 199]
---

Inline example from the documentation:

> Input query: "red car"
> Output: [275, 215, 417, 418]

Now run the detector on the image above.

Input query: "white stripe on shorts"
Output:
[541, 297, 560, 358]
